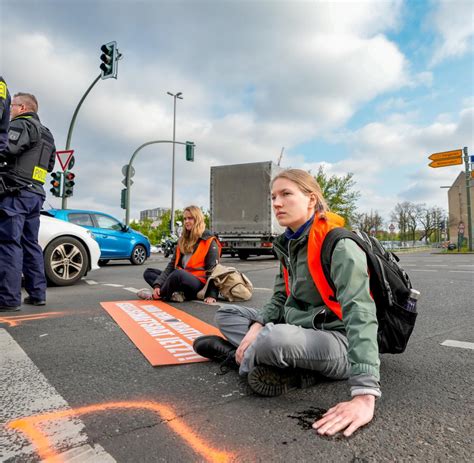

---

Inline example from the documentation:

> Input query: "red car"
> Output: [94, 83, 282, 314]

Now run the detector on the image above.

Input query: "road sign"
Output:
[122, 164, 135, 177]
[428, 149, 462, 162]
[56, 150, 75, 171]
[389, 223, 395, 233]
[429, 158, 463, 168]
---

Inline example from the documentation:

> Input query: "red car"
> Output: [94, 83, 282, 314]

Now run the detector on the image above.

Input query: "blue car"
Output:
[48, 209, 151, 265]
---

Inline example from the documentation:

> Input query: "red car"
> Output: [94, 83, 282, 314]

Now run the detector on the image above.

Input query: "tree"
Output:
[314, 166, 360, 227]
[354, 210, 384, 234]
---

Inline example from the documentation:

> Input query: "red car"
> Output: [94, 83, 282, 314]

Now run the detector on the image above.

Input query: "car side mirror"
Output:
[121, 224, 129, 232]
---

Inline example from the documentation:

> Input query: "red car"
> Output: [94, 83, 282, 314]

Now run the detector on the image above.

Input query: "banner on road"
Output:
[101, 300, 222, 366]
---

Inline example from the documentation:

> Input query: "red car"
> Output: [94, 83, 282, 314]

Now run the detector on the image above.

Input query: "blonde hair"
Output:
[271, 169, 329, 213]
[178, 205, 206, 254]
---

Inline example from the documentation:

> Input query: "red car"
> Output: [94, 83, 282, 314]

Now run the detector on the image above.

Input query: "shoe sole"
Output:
[247, 366, 321, 397]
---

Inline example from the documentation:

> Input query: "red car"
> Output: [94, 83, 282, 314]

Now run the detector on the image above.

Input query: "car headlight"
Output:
[86, 230, 97, 240]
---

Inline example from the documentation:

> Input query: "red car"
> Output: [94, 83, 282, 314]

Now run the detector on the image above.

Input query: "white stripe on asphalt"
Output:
[124, 287, 140, 293]
[441, 340, 474, 350]
[253, 287, 272, 291]
[0, 329, 116, 462]
[410, 269, 437, 272]
[448, 270, 474, 273]
[85, 280, 99, 285]
[426, 264, 448, 267]
[102, 283, 124, 287]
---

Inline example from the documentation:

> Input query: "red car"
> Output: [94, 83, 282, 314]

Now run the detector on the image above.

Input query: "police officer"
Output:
[0, 93, 56, 312]
[0, 76, 11, 153]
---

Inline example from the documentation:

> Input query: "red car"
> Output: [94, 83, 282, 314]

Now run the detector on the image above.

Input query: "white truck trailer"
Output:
[210, 161, 284, 260]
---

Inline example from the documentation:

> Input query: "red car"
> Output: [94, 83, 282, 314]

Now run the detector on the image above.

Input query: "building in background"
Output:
[447, 172, 473, 244]
[140, 207, 170, 222]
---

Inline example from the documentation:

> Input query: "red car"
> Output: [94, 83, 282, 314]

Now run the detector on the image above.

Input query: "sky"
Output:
[2, 0, 473, 223]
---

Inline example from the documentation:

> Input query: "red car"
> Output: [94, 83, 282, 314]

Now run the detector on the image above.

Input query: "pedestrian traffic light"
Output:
[63, 172, 75, 198]
[99, 41, 118, 80]
[185, 141, 195, 162]
[50, 171, 62, 197]
[121, 188, 128, 209]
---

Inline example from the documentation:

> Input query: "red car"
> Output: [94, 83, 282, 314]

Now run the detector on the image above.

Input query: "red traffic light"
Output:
[65, 172, 75, 181]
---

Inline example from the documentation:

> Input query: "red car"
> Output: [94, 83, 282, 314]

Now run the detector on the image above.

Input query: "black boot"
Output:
[247, 365, 321, 397]
[193, 335, 238, 370]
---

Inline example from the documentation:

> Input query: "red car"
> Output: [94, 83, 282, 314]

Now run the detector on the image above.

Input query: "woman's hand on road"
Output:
[236, 322, 263, 364]
[204, 297, 217, 304]
[312, 395, 375, 437]
[152, 287, 161, 299]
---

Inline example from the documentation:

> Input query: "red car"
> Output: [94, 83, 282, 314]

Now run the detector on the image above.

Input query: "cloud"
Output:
[430, 0, 474, 65]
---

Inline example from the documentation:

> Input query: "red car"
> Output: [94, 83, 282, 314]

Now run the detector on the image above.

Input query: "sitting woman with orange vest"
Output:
[193, 169, 380, 437]
[138, 205, 220, 304]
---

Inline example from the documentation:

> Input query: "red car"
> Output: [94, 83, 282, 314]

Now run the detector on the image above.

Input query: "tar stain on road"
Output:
[287, 407, 327, 430]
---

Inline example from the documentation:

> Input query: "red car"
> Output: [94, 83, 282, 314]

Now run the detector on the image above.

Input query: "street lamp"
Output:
[167, 91, 183, 236]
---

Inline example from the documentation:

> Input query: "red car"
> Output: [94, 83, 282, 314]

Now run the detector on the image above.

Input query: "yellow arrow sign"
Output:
[428, 149, 462, 161]
[429, 158, 463, 168]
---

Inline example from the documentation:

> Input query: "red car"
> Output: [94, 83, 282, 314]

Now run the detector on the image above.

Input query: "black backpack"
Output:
[321, 228, 418, 354]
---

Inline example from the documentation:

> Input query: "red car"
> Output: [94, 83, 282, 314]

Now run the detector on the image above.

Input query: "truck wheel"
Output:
[238, 251, 248, 260]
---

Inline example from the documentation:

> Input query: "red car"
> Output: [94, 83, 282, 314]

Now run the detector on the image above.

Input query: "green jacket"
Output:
[256, 217, 381, 396]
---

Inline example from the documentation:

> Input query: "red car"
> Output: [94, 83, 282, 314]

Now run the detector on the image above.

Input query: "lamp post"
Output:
[167, 91, 183, 235]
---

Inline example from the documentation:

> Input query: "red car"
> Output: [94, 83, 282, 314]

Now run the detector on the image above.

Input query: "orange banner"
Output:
[101, 300, 222, 366]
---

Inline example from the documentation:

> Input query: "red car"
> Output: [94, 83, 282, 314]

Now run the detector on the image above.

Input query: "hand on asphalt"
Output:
[204, 297, 217, 304]
[312, 394, 375, 437]
[152, 287, 161, 299]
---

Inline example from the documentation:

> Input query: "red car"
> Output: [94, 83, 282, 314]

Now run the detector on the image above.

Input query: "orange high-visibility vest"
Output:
[175, 237, 221, 283]
[282, 212, 345, 319]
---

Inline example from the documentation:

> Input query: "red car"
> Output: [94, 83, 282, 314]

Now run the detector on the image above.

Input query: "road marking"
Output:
[85, 280, 99, 285]
[0, 329, 115, 462]
[103, 283, 124, 287]
[253, 287, 272, 291]
[441, 340, 474, 350]
[426, 264, 448, 267]
[448, 270, 474, 273]
[410, 269, 437, 272]
[124, 287, 140, 293]
[402, 264, 417, 267]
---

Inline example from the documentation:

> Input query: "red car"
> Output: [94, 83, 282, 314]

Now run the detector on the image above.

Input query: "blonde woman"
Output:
[194, 170, 380, 436]
[138, 206, 220, 304]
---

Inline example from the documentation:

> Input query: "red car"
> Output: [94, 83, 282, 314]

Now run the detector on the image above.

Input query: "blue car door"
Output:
[92, 214, 130, 258]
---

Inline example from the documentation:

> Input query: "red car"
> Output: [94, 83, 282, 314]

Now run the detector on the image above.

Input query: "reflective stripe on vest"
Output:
[282, 211, 345, 319]
[175, 237, 221, 283]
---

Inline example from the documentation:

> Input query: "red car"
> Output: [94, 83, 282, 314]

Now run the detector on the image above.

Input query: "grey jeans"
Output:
[215, 305, 351, 379]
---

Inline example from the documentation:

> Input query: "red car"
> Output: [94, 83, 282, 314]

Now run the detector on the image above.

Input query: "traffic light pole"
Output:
[125, 140, 190, 226]
[61, 74, 101, 209]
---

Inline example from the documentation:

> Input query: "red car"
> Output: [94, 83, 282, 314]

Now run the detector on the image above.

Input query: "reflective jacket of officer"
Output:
[0, 76, 11, 153]
[2, 111, 56, 197]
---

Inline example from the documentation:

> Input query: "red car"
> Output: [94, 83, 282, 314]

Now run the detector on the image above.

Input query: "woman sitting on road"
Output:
[138, 205, 220, 304]
[193, 169, 380, 437]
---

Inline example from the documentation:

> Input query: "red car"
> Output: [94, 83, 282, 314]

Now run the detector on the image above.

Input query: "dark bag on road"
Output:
[321, 229, 418, 354]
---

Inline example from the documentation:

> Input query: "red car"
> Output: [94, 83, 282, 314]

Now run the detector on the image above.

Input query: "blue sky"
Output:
[2, 0, 473, 222]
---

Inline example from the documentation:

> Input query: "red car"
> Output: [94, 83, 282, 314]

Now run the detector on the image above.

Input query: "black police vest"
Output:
[10, 116, 55, 186]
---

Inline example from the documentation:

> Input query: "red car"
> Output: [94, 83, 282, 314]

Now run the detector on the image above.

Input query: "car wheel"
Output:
[130, 244, 147, 265]
[98, 259, 110, 266]
[44, 236, 89, 286]
[238, 251, 249, 260]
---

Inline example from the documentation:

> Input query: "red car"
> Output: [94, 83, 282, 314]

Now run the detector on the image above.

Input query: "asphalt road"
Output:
[1, 251, 473, 462]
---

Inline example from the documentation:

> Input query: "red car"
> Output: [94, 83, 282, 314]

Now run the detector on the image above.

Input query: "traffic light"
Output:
[121, 188, 128, 209]
[50, 171, 62, 197]
[63, 172, 75, 198]
[185, 141, 195, 162]
[99, 41, 118, 80]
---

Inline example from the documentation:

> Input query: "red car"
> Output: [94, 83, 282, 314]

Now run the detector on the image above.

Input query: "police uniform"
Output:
[0, 76, 10, 153]
[0, 111, 56, 310]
